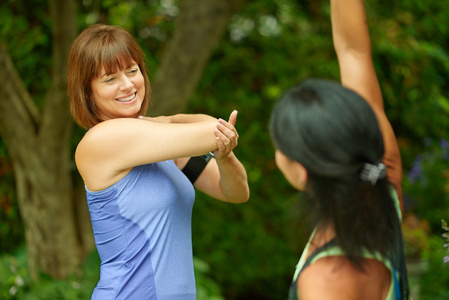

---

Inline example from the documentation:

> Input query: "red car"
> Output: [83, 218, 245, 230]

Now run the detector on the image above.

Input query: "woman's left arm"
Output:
[194, 111, 250, 203]
[331, 0, 403, 209]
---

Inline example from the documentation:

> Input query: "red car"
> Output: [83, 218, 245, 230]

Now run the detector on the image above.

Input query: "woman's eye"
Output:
[105, 77, 115, 82]
[128, 68, 138, 74]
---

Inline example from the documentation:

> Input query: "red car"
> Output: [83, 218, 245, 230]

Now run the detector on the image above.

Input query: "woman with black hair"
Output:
[270, 0, 409, 299]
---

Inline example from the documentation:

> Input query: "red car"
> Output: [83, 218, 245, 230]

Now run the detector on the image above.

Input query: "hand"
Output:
[214, 110, 239, 160]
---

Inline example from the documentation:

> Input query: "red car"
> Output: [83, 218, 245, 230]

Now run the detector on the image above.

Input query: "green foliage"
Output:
[402, 214, 431, 259]
[0, 246, 28, 300]
[369, 1, 449, 164]
[1, 0, 449, 299]
[0, 247, 224, 300]
[0, 0, 51, 105]
[0, 246, 98, 299]
[419, 235, 449, 300]
[194, 257, 226, 300]
[403, 138, 449, 231]
[0, 141, 23, 254]
[401, 138, 449, 298]
[77, 0, 175, 74]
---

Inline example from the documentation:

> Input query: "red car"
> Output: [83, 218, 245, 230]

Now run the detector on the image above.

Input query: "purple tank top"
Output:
[86, 160, 196, 299]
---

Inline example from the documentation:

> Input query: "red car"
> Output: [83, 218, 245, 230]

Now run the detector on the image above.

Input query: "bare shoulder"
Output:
[298, 256, 391, 300]
[74, 119, 135, 190]
[75, 120, 120, 167]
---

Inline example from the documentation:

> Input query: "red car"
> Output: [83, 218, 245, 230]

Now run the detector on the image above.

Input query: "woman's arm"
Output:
[75, 116, 220, 191]
[139, 113, 216, 124]
[193, 111, 250, 203]
[138, 111, 249, 203]
[331, 0, 403, 209]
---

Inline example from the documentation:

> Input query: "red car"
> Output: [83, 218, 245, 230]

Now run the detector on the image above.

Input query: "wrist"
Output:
[215, 151, 235, 162]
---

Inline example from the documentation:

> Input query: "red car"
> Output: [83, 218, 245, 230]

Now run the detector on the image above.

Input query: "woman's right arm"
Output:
[75, 117, 219, 190]
[331, 0, 403, 208]
[139, 113, 217, 124]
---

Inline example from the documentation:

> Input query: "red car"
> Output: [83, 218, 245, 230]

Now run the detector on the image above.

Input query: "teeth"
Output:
[117, 93, 135, 102]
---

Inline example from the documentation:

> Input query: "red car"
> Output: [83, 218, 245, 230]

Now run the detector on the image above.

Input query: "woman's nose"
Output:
[120, 75, 134, 91]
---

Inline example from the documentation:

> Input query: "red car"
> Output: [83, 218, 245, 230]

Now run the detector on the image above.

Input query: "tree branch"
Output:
[0, 44, 40, 158]
[148, 0, 250, 116]
[39, 0, 78, 166]
[40, 0, 77, 143]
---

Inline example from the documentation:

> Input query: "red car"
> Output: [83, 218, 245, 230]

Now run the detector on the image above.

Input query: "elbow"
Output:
[220, 186, 250, 204]
[232, 187, 250, 204]
[242, 189, 250, 203]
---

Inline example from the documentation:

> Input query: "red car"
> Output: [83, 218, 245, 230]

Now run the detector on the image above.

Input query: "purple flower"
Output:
[407, 154, 423, 182]
[443, 219, 449, 263]
[443, 219, 449, 231]
[441, 139, 449, 160]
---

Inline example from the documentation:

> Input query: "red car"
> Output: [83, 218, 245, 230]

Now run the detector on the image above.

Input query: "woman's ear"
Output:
[292, 161, 308, 190]
[275, 150, 308, 191]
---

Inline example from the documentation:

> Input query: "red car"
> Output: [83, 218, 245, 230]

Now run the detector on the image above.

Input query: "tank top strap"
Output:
[288, 238, 337, 300]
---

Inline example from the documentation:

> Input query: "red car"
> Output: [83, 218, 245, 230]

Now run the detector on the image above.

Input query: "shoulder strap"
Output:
[288, 238, 337, 300]
[299, 238, 337, 277]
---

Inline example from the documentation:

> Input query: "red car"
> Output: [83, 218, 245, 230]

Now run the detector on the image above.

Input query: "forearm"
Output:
[166, 113, 217, 123]
[139, 114, 216, 124]
[216, 152, 249, 203]
[331, 0, 371, 55]
[331, 0, 384, 111]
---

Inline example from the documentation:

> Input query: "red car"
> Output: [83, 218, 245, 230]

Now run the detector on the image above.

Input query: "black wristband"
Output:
[182, 152, 214, 184]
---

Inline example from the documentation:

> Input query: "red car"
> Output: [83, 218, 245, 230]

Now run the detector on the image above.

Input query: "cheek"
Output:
[275, 151, 306, 190]
[135, 71, 145, 87]
[92, 86, 113, 103]
[91, 80, 108, 99]
[275, 151, 290, 176]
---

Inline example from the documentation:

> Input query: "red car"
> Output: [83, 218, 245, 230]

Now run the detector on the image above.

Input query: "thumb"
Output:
[228, 110, 238, 126]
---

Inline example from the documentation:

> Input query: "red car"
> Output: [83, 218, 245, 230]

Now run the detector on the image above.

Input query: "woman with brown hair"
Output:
[68, 24, 249, 300]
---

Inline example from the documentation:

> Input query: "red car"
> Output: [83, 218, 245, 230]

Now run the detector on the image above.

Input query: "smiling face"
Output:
[68, 25, 150, 128]
[90, 61, 145, 121]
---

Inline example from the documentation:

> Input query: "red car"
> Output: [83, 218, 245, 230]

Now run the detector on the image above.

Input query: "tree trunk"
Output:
[0, 0, 81, 279]
[149, 0, 250, 116]
[0, 0, 249, 280]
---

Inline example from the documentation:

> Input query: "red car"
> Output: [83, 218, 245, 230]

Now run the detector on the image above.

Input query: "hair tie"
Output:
[359, 162, 386, 185]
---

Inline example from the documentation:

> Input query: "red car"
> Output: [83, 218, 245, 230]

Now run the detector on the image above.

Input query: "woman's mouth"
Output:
[116, 92, 136, 102]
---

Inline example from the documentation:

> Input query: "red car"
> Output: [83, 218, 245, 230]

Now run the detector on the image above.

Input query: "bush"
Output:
[0, 246, 224, 300]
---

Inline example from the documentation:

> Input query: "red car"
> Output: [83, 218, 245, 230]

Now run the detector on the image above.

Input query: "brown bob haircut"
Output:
[68, 24, 150, 128]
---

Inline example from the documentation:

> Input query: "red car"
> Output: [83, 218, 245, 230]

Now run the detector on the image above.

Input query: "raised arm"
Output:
[331, 0, 403, 209]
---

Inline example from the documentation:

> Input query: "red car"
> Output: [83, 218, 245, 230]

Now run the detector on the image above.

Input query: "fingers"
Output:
[214, 134, 228, 152]
[214, 120, 238, 158]
[215, 123, 237, 147]
[217, 117, 239, 139]
[214, 111, 239, 159]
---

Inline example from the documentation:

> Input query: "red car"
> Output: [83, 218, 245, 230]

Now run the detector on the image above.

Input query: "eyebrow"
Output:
[99, 63, 138, 78]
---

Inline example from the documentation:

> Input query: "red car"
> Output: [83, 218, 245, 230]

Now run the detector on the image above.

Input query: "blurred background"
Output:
[0, 0, 448, 299]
